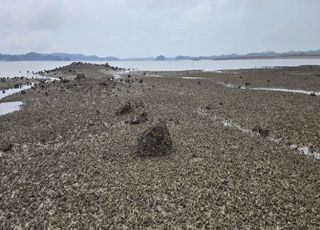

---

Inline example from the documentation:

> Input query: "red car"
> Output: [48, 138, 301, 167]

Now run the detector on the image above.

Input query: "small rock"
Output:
[139, 79, 143, 84]
[116, 101, 133, 115]
[137, 122, 173, 157]
[99, 82, 108, 86]
[88, 120, 95, 126]
[75, 73, 86, 81]
[20, 90, 26, 95]
[245, 82, 251, 86]
[252, 126, 270, 137]
[310, 92, 316, 97]
[0, 140, 12, 152]
[62, 79, 70, 83]
[130, 112, 148, 125]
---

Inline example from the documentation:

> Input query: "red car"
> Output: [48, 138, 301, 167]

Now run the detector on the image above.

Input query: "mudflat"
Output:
[1, 63, 320, 229]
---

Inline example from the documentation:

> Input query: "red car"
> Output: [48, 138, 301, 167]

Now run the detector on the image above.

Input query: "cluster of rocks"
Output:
[116, 100, 149, 125]
[116, 100, 173, 157]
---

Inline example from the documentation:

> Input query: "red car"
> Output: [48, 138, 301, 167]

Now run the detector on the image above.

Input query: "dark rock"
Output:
[13, 84, 20, 89]
[252, 126, 270, 137]
[20, 90, 26, 95]
[245, 82, 251, 86]
[1, 140, 13, 152]
[205, 106, 212, 110]
[130, 112, 148, 125]
[137, 122, 173, 157]
[116, 101, 133, 115]
[62, 79, 70, 83]
[75, 73, 86, 81]
[2, 90, 5, 94]
[99, 82, 108, 86]
[139, 79, 143, 84]
[310, 93, 316, 97]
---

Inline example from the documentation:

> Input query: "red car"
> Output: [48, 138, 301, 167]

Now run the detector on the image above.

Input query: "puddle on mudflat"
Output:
[0, 83, 35, 115]
[223, 119, 319, 160]
[223, 120, 251, 134]
[290, 145, 320, 160]
[250, 87, 320, 96]
[113, 70, 132, 79]
[0, 101, 23, 116]
[182, 77, 203, 80]
[0, 84, 33, 100]
[220, 83, 320, 96]
[0, 78, 57, 116]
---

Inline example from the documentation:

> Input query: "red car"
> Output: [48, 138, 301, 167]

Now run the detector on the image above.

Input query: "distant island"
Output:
[0, 52, 119, 62]
[1, 49, 320, 62]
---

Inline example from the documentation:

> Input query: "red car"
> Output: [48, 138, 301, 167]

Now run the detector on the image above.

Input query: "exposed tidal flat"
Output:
[1, 62, 320, 228]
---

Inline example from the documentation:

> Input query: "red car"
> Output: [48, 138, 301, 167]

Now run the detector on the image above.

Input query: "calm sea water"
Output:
[0, 58, 320, 78]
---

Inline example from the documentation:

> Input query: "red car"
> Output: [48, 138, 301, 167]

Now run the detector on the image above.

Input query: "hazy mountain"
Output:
[0, 49, 319, 62]
[0, 52, 65, 61]
[0, 52, 118, 61]
[51, 53, 119, 61]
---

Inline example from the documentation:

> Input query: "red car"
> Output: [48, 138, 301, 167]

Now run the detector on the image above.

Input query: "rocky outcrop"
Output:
[137, 122, 173, 157]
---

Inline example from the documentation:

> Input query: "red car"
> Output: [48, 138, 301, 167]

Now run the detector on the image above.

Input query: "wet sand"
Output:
[0, 63, 320, 228]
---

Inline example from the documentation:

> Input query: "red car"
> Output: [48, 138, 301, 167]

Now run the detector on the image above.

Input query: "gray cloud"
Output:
[0, 0, 319, 57]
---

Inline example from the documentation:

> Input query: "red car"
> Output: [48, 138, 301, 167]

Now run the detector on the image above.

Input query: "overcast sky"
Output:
[0, 0, 319, 57]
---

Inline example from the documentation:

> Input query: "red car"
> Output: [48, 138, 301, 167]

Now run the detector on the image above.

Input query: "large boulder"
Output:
[137, 122, 173, 157]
